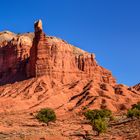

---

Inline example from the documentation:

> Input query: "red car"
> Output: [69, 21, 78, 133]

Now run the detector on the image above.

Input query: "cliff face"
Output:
[0, 20, 116, 85]
[27, 20, 116, 85]
[0, 20, 139, 113]
[0, 31, 33, 84]
[0, 20, 140, 140]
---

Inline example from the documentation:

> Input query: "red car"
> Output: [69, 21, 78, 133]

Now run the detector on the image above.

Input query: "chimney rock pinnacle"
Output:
[34, 19, 43, 32]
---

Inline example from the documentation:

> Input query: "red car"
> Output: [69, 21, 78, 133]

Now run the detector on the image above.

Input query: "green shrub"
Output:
[132, 102, 140, 110]
[98, 109, 112, 119]
[84, 109, 112, 135]
[127, 108, 140, 119]
[92, 119, 107, 135]
[127, 109, 134, 118]
[36, 108, 56, 124]
[84, 109, 112, 121]
[127, 102, 140, 119]
[84, 109, 96, 120]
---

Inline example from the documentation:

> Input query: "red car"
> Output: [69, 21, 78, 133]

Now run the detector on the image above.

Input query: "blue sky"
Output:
[0, 0, 140, 85]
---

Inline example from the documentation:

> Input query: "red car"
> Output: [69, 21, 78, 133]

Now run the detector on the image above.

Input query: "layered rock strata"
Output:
[0, 20, 139, 114]
[133, 83, 140, 91]
[27, 20, 116, 85]
[0, 31, 33, 84]
[0, 20, 116, 85]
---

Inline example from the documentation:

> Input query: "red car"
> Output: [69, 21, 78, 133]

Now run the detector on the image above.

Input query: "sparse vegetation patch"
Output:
[84, 109, 112, 135]
[36, 108, 56, 125]
[127, 102, 140, 119]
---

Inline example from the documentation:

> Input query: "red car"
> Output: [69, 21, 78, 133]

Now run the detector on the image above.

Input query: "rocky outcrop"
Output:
[0, 20, 116, 85]
[27, 20, 116, 85]
[133, 83, 140, 91]
[28, 20, 52, 77]
[0, 20, 140, 140]
[0, 31, 33, 85]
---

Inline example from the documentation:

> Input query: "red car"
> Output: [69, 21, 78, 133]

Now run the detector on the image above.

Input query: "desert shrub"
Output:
[127, 102, 140, 119]
[127, 108, 140, 119]
[36, 108, 56, 124]
[84, 109, 96, 120]
[132, 102, 140, 110]
[84, 109, 112, 135]
[99, 109, 112, 119]
[92, 119, 107, 135]
[84, 109, 112, 121]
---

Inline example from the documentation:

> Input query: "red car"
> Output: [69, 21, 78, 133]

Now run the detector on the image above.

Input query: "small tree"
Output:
[98, 109, 112, 119]
[84, 109, 112, 121]
[92, 119, 107, 136]
[127, 102, 140, 119]
[84, 109, 112, 135]
[36, 108, 56, 125]
[84, 109, 96, 121]
[127, 108, 140, 119]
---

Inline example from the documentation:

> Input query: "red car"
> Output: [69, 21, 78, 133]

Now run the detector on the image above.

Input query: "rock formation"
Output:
[28, 20, 52, 77]
[0, 20, 116, 85]
[0, 31, 33, 85]
[133, 83, 140, 91]
[0, 19, 139, 112]
[0, 20, 140, 140]
[27, 20, 116, 85]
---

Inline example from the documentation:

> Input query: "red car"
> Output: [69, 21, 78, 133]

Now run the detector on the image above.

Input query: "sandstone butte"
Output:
[0, 20, 140, 140]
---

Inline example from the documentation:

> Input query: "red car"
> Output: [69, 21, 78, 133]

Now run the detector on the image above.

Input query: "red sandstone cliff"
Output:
[0, 20, 116, 85]
[0, 31, 33, 84]
[133, 83, 140, 91]
[0, 20, 140, 140]
[0, 20, 139, 112]
[27, 20, 116, 85]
